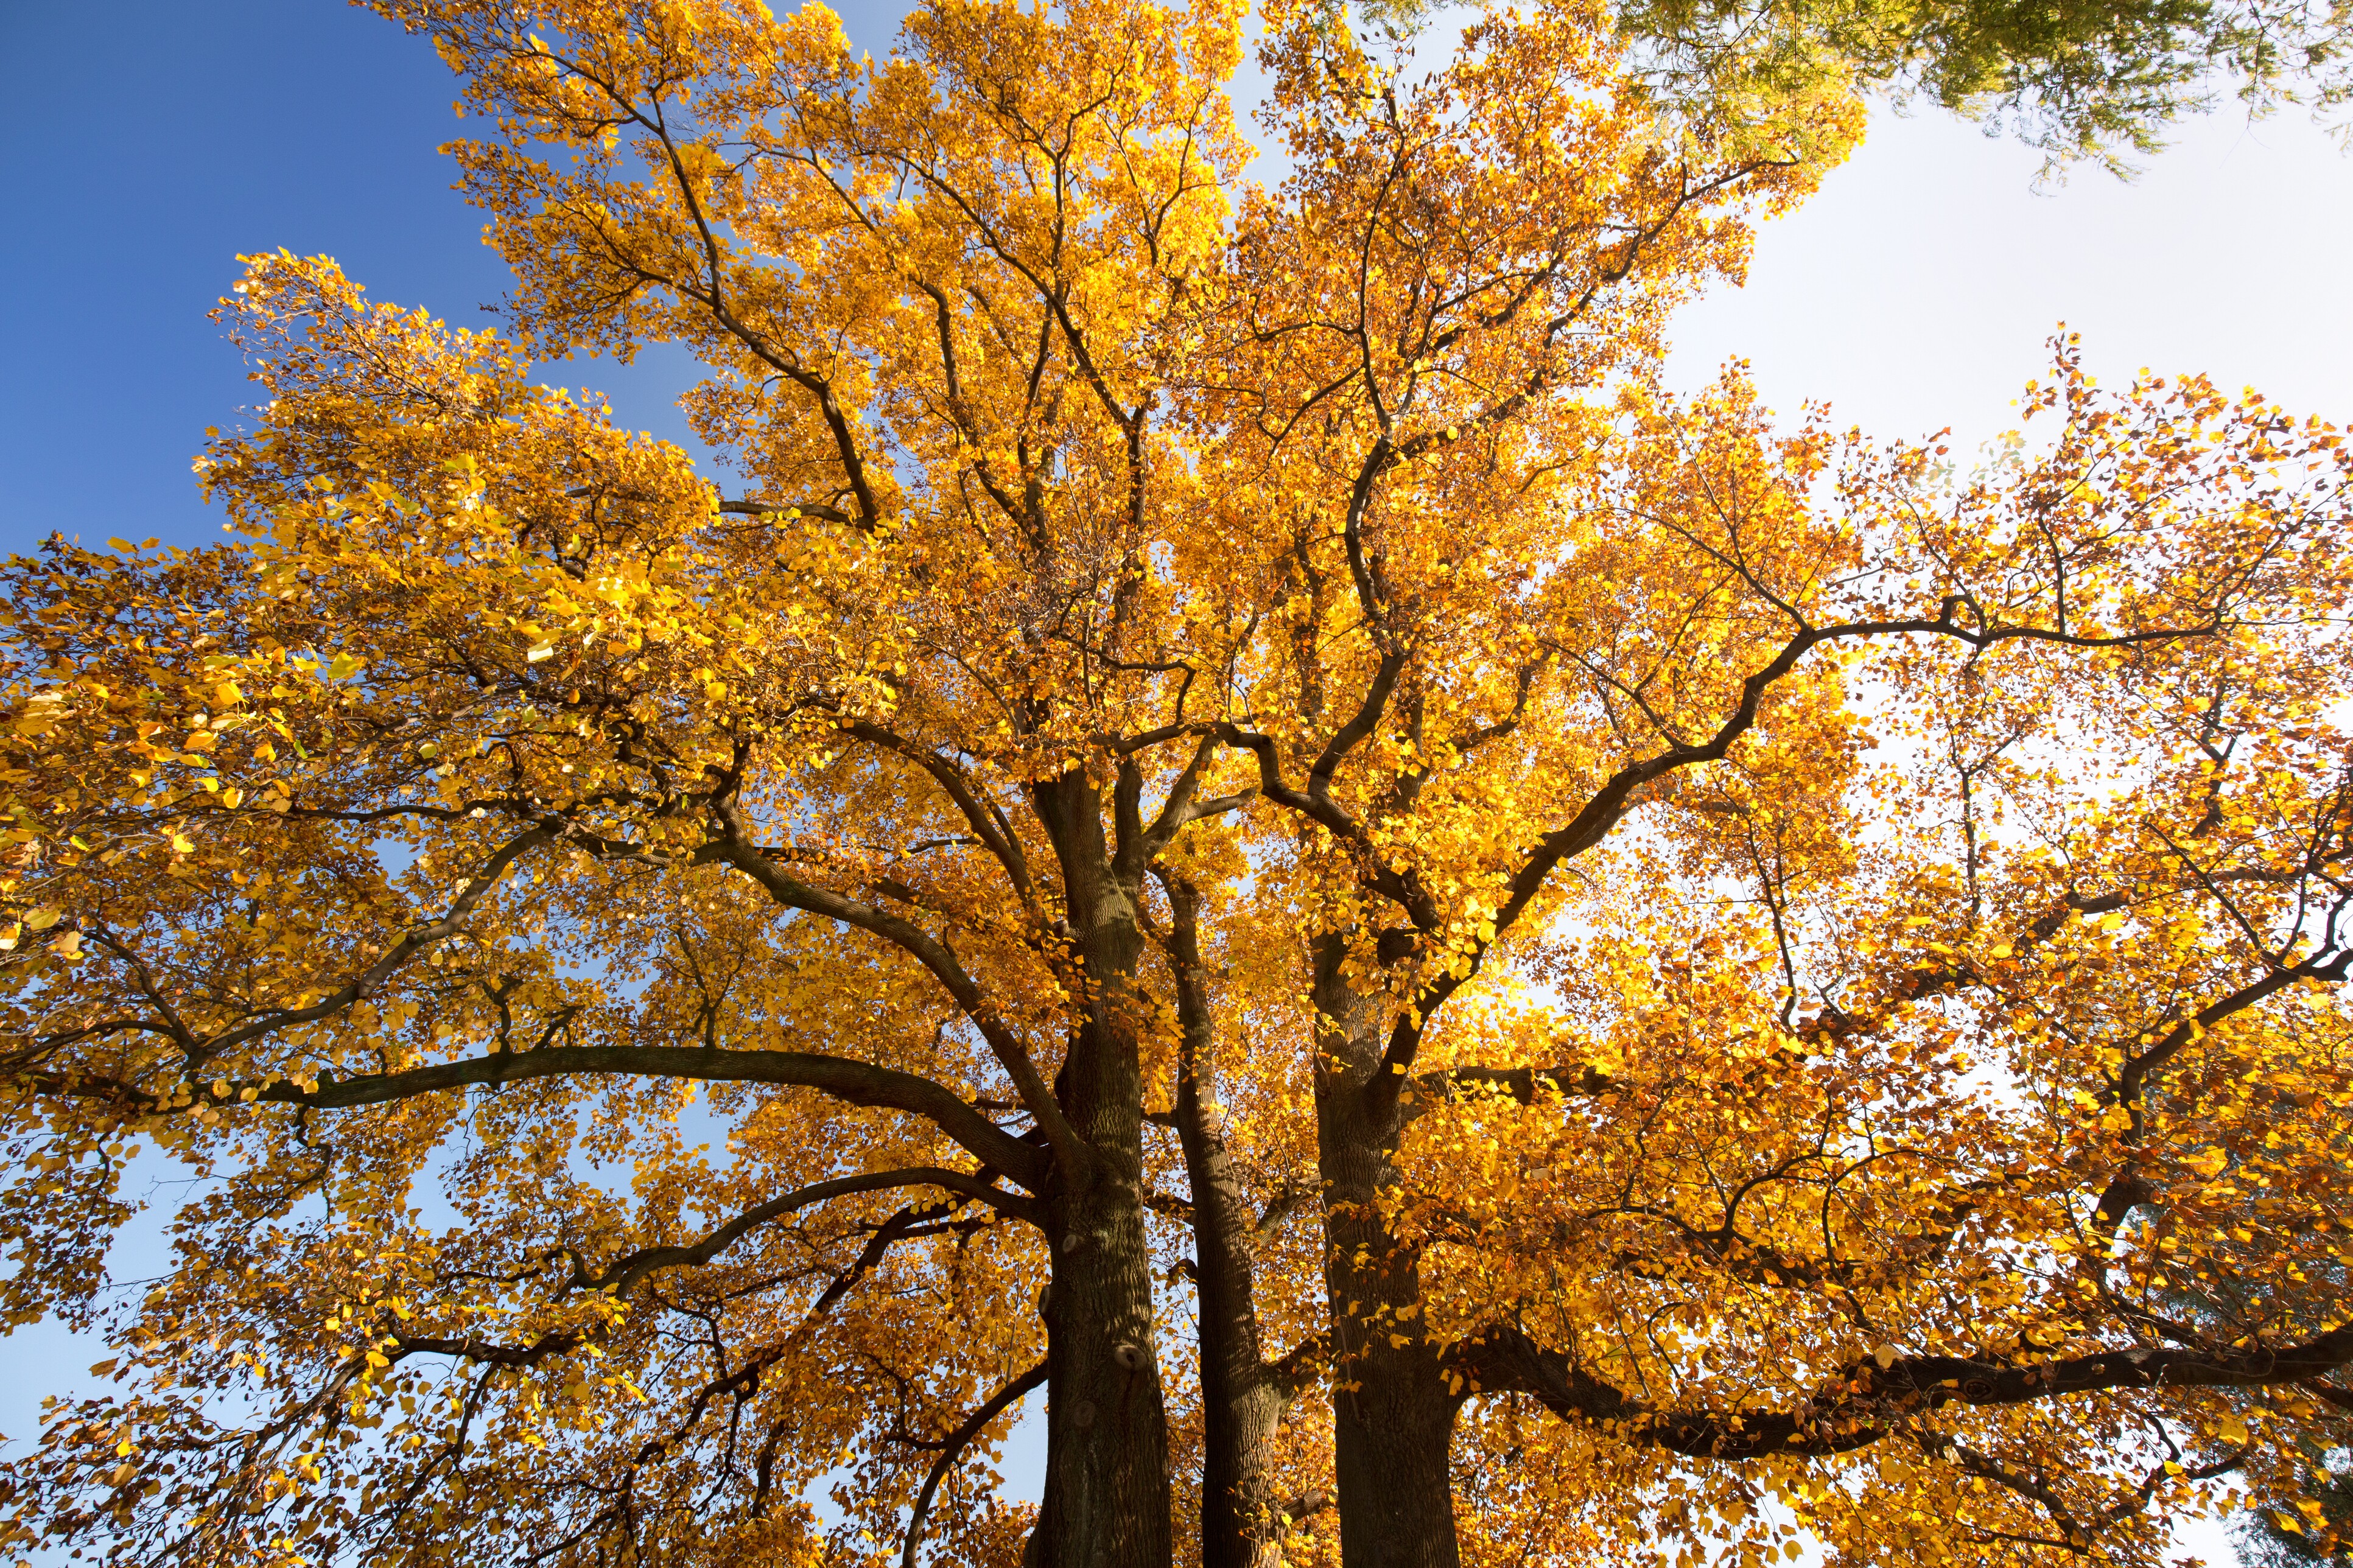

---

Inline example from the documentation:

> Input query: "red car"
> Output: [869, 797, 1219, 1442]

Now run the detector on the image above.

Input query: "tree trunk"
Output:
[1186, 1116, 1291, 1568]
[1312, 934, 1464, 1568]
[1167, 878, 1297, 1568]
[1033, 1141, 1168, 1568]
[1026, 775, 1171, 1568]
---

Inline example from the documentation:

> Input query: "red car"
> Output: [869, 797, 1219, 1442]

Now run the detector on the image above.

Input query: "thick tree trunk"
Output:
[1033, 1138, 1168, 1568]
[1026, 775, 1171, 1568]
[1312, 935, 1464, 1568]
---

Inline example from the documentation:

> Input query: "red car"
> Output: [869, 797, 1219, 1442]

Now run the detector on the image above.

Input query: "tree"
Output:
[2238, 1455, 2353, 1564]
[1362, 0, 2353, 170]
[1597, 0, 2353, 173]
[0, 3, 2349, 1568]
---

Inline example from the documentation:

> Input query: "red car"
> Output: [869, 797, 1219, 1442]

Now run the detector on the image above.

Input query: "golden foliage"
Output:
[1, 4, 2349, 1568]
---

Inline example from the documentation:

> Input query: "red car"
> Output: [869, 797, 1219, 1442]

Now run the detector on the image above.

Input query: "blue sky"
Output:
[3, 0, 2349, 1556]
[1, 0, 860, 555]
[6, 2, 2348, 564]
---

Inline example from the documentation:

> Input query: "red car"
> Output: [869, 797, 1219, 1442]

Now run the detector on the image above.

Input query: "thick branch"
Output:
[712, 800, 1090, 1177]
[31, 1045, 1045, 1193]
[1472, 1317, 2353, 1461]
[1364, 606, 2260, 1118]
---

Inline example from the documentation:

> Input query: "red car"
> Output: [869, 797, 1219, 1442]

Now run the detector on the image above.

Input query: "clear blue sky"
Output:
[1, 0, 866, 556]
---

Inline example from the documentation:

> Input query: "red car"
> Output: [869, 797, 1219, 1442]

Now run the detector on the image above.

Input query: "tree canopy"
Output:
[2, 3, 2351, 1568]
[1594, 0, 2352, 172]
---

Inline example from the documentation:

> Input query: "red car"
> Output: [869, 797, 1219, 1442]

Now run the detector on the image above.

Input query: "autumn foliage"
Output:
[3, 2, 2352, 1567]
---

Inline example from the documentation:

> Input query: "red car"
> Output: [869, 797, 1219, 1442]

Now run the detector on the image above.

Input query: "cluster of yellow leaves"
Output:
[1, 2, 2349, 1567]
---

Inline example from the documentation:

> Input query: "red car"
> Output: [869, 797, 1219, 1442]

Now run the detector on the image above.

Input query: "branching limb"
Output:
[898, 1361, 1048, 1568]
[583, 1167, 1042, 1298]
[1470, 1316, 2353, 1461]
[711, 797, 1090, 1178]
[23, 1044, 1046, 1193]
[1364, 602, 2309, 1118]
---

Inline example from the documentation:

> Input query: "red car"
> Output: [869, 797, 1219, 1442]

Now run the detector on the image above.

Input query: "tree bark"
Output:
[1026, 774, 1171, 1568]
[1183, 1073, 1292, 1568]
[1165, 877, 1299, 1568]
[1033, 1143, 1168, 1568]
[1312, 934, 1464, 1568]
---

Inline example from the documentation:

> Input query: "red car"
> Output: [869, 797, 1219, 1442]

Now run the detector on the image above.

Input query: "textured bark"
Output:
[1166, 879, 1300, 1568]
[1313, 934, 1465, 1568]
[1182, 1087, 1291, 1568]
[1033, 1150, 1168, 1568]
[1027, 774, 1171, 1568]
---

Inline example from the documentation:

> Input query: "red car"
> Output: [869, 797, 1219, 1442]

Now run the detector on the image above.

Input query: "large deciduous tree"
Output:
[2, 3, 2351, 1568]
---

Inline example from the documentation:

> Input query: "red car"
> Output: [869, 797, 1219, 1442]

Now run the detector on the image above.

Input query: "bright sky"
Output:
[2, 1, 2347, 1559]
[6, 1, 2348, 557]
[1663, 101, 2353, 460]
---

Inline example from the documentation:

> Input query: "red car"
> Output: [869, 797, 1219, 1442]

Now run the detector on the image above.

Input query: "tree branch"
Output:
[27, 1045, 1046, 1194]
[899, 1360, 1048, 1568]
[585, 1167, 1041, 1299]
[1471, 1317, 2353, 1461]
